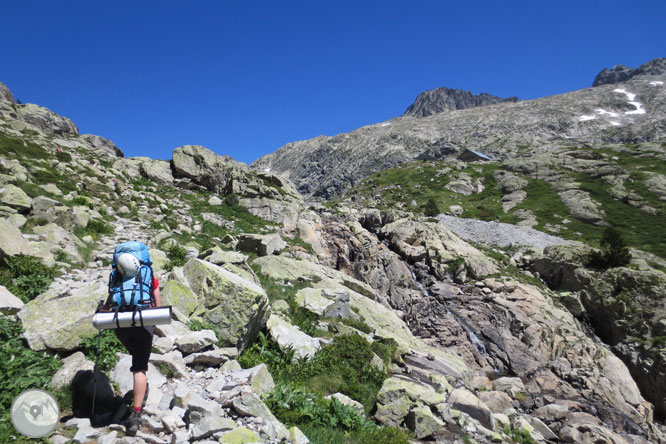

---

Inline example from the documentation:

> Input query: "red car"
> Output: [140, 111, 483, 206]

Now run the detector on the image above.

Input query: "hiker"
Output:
[101, 242, 162, 436]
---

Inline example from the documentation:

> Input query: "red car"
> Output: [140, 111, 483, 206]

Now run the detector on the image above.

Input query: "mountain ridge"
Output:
[252, 61, 666, 199]
[402, 86, 519, 118]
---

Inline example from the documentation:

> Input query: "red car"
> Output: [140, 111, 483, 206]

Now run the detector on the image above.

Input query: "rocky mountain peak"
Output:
[402, 86, 519, 118]
[0, 81, 14, 103]
[593, 57, 666, 86]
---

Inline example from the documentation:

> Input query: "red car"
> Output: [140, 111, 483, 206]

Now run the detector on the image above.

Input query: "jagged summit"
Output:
[402, 87, 518, 118]
[0, 81, 14, 103]
[593, 57, 666, 86]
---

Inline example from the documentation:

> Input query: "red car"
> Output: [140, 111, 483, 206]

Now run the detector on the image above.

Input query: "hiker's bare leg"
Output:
[133, 371, 147, 410]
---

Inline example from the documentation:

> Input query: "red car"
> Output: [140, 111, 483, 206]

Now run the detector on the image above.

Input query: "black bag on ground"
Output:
[71, 369, 129, 427]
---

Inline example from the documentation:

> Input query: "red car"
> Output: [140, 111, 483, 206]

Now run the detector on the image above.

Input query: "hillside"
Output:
[252, 58, 666, 201]
[2, 74, 666, 444]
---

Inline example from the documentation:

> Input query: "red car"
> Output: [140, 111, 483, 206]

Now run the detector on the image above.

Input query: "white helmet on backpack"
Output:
[116, 253, 140, 277]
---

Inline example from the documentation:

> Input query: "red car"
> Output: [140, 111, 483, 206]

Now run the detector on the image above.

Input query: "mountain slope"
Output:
[252, 58, 666, 200]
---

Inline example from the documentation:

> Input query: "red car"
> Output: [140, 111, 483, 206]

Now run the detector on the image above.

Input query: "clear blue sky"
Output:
[1, 1, 663, 164]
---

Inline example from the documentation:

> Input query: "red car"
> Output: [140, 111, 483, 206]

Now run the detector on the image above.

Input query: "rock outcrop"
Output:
[403, 86, 519, 118]
[594, 57, 666, 86]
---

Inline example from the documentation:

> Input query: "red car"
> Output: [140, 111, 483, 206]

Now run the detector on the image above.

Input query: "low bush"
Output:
[240, 332, 387, 414]
[74, 219, 114, 240]
[0, 255, 55, 303]
[0, 317, 61, 443]
[78, 330, 125, 372]
[165, 244, 188, 271]
[588, 226, 632, 269]
[264, 384, 409, 444]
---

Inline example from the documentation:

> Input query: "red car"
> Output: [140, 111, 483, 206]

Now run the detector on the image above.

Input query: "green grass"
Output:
[240, 332, 387, 414]
[0, 317, 62, 443]
[239, 332, 408, 444]
[0, 255, 56, 303]
[251, 269, 320, 334]
[78, 330, 125, 372]
[575, 173, 666, 257]
[0, 133, 50, 161]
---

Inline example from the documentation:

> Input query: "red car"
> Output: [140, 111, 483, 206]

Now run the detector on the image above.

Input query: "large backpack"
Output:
[108, 241, 154, 310]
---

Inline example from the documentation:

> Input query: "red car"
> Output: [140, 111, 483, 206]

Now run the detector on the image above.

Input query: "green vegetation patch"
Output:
[575, 173, 666, 258]
[78, 330, 125, 372]
[0, 255, 55, 303]
[0, 133, 50, 161]
[0, 317, 62, 443]
[240, 332, 407, 444]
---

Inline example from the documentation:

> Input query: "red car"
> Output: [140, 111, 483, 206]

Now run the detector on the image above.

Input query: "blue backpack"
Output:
[108, 241, 154, 310]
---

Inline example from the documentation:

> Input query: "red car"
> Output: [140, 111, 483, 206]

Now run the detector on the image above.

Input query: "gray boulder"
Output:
[0, 285, 24, 313]
[182, 258, 270, 351]
[17, 281, 103, 351]
[79, 134, 123, 157]
[17, 103, 78, 135]
[0, 218, 36, 259]
[236, 233, 287, 256]
[0, 184, 31, 212]
[446, 388, 495, 431]
[266, 314, 320, 360]
[171, 145, 247, 194]
[174, 329, 217, 354]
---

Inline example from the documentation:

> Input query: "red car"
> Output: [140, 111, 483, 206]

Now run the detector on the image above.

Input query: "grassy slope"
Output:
[339, 144, 666, 259]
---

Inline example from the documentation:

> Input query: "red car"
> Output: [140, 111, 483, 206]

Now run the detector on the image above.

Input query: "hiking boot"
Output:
[125, 409, 142, 436]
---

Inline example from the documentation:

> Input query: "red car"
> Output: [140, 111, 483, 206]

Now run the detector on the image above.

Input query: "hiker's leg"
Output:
[132, 371, 147, 410]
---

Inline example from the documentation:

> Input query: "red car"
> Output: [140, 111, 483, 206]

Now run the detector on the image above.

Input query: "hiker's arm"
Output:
[153, 286, 162, 308]
[101, 293, 113, 311]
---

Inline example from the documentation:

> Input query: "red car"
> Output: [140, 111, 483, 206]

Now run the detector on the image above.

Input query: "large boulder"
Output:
[266, 314, 320, 360]
[17, 103, 78, 135]
[171, 145, 247, 194]
[79, 134, 124, 157]
[17, 281, 104, 351]
[0, 218, 36, 258]
[171, 145, 304, 225]
[379, 218, 498, 280]
[558, 189, 606, 225]
[113, 157, 173, 184]
[0, 285, 24, 314]
[253, 254, 377, 300]
[31, 222, 85, 263]
[0, 184, 31, 212]
[182, 259, 270, 351]
[237, 233, 287, 256]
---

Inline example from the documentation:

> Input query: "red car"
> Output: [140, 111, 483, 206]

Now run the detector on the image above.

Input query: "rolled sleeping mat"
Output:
[92, 306, 172, 330]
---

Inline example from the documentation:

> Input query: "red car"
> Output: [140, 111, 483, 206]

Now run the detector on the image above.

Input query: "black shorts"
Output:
[115, 326, 154, 373]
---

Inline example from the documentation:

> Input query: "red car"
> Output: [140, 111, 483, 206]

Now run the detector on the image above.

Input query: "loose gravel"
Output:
[437, 214, 575, 251]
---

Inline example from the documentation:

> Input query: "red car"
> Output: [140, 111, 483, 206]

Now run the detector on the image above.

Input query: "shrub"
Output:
[74, 219, 114, 240]
[56, 150, 72, 162]
[0, 255, 55, 303]
[0, 317, 61, 443]
[588, 227, 632, 269]
[165, 244, 188, 271]
[423, 198, 440, 217]
[265, 384, 409, 444]
[240, 333, 387, 414]
[78, 330, 125, 372]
